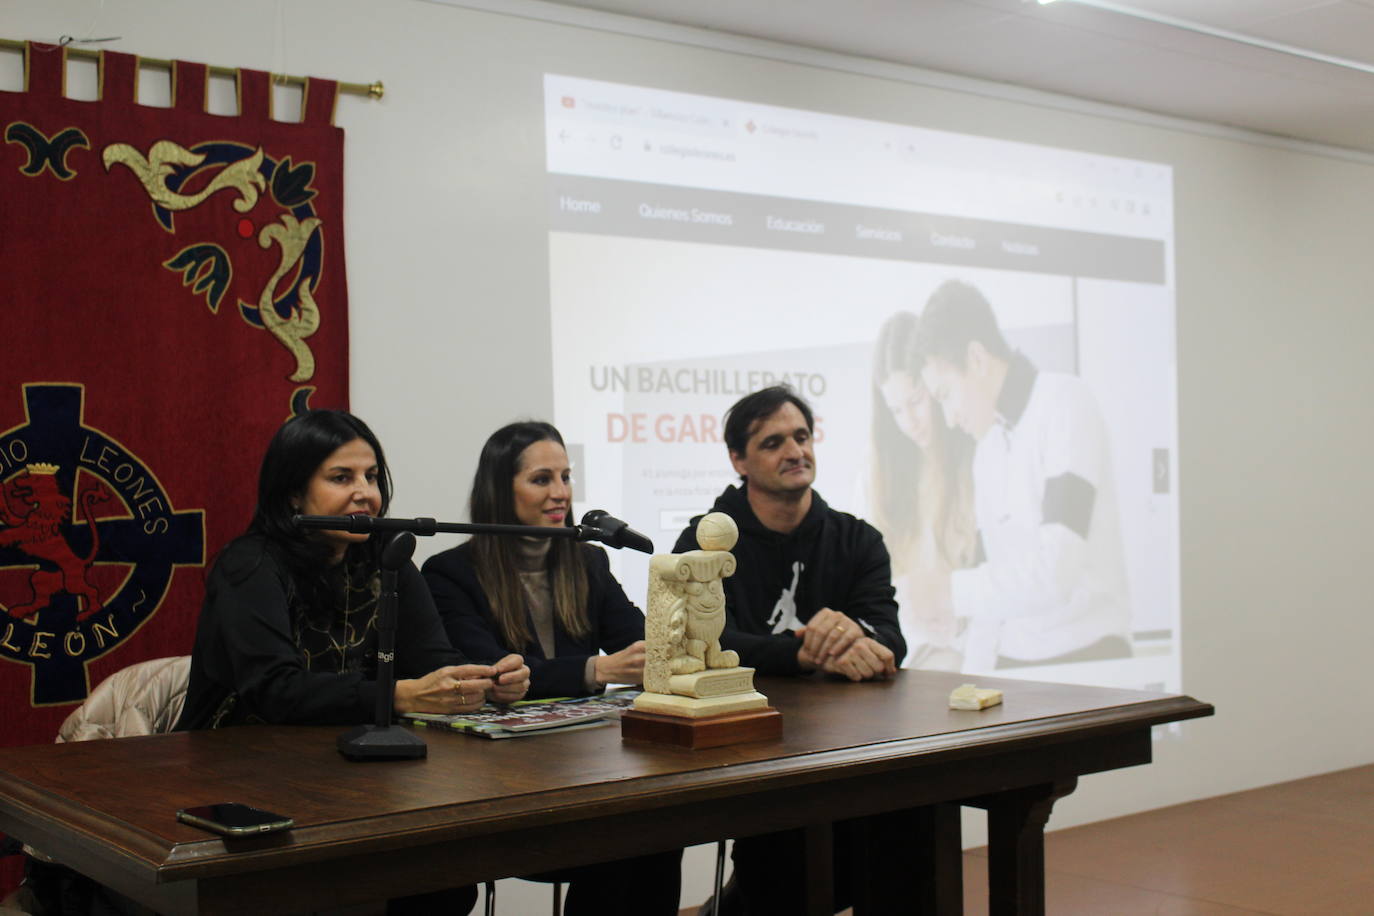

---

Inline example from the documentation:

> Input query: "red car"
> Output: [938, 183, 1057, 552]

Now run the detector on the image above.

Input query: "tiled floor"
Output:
[682, 764, 1374, 915]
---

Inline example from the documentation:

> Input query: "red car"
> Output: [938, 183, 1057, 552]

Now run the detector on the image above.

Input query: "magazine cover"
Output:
[405, 690, 641, 739]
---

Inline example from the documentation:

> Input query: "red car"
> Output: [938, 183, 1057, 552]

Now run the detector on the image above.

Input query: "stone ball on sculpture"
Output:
[696, 512, 739, 552]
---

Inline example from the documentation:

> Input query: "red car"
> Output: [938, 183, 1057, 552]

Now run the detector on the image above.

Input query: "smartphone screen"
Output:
[176, 803, 294, 836]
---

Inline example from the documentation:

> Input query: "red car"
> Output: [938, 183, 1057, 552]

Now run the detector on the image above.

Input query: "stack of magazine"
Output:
[403, 689, 640, 739]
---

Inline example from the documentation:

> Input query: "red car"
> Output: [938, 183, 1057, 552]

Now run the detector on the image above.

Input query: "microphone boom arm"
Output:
[293, 513, 654, 553]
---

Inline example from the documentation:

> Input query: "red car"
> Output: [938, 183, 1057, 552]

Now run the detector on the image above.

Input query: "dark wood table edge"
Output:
[0, 694, 1213, 887]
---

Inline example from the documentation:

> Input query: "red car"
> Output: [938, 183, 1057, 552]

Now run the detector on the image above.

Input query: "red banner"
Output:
[0, 44, 350, 749]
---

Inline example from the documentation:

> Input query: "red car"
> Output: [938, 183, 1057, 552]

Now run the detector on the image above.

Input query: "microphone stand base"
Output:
[337, 723, 428, 761]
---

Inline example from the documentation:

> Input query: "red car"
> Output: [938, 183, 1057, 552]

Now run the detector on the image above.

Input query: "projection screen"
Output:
[544, 73, 1178, 692]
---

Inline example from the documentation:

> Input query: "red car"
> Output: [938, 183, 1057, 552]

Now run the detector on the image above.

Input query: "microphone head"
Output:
[293, 514, 373, 533]
[578, 510, 654, 554]
[580, 509, 626, 536]
[618, 528, 655, 555]
[293, 513, 351, 530]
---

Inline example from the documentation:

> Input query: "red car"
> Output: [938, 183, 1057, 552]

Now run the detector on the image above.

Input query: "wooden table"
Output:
[0, 671, 1211, 915]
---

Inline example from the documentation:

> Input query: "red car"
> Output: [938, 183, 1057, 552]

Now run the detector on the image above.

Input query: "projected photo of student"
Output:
[915, 279, 1132, 671]
[869, 310, 977, 670]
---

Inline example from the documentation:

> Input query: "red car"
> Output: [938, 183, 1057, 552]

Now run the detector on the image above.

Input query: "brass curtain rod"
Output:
[0, 38, 383, 99]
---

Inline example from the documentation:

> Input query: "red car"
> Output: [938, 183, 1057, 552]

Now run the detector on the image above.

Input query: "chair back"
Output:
[56, 656, 191, 743]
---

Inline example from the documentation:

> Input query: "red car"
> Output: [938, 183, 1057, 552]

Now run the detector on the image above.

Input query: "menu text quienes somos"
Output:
[638, 203, 734, 225]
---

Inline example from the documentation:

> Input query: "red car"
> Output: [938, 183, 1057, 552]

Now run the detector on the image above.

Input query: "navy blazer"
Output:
[421, 541, 645, 699]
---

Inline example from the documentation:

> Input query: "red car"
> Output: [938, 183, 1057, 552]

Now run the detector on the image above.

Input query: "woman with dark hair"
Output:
[179, 409, 528, 732]
[177, 410, 530, 914]
[422, 420, 681, 915]
[422, 420, 647, 699]
[870, 310, 977, 669]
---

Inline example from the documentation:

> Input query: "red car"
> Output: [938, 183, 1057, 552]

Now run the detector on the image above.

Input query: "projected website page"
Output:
[544, 74, 1178, 692]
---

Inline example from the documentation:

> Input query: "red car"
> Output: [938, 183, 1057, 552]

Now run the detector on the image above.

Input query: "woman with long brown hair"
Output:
[422, 420, 680, 915]
[422, 420, 647, 698]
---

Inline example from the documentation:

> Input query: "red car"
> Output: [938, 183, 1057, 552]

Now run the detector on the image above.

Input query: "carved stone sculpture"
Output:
[634, 512, 768, 717]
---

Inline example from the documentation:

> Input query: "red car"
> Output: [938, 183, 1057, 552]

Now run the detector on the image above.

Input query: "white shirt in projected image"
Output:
[952, 355, 1131, 671]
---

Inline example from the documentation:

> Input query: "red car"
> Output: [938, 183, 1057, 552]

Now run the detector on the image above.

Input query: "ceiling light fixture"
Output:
[1035, 0, 1374, 77]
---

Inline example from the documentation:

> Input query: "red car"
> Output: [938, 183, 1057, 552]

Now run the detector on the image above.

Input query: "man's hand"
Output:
[799, 636, 896, 682]
[486, 653, 530, 704]
[795, 607, 863, 666]
[394, 664, 496, 714]
[828, 637, 897, 681]
[594, 640, 647, 686]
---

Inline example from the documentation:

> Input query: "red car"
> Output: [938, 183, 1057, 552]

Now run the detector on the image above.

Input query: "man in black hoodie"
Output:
[673, 385, 905, 680]
[675, 385, 909, 916]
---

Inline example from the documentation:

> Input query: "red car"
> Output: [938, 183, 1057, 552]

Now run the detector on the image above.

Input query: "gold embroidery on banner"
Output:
[251, 214, 323, 383]
[100, 140, 326, 383]
[101, 140, 265, 214]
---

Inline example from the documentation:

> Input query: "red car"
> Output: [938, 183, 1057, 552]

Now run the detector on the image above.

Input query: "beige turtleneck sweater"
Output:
[514, 538, 598, 692]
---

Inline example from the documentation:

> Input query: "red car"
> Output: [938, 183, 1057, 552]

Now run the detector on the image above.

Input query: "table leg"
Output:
[849, 804, 963, 916]
[803, 822, 834, 916]
[974, 778, 1078, 916]
[848, 816, 874, 916]
[915, 802, 964, 915]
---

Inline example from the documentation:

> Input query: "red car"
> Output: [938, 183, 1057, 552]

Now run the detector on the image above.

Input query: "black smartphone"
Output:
[176, 803, 294, 837]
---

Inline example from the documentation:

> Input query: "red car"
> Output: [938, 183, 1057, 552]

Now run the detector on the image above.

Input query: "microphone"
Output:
[294, 514, 439, 536]
[577, 510, 655, 554]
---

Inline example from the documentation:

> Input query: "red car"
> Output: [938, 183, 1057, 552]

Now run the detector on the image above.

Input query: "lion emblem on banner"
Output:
[0, 463, 108, 622]
[0, 385, 206, 704]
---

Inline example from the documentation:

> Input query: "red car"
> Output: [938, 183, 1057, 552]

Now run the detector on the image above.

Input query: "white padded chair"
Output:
[55, 655, 191, 742]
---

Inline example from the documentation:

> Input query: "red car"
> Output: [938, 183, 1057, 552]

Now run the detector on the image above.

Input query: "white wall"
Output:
[6, 0, 1374, 905]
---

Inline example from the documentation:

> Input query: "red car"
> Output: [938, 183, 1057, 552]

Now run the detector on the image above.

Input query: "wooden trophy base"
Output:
[621, 706, 783, 749]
